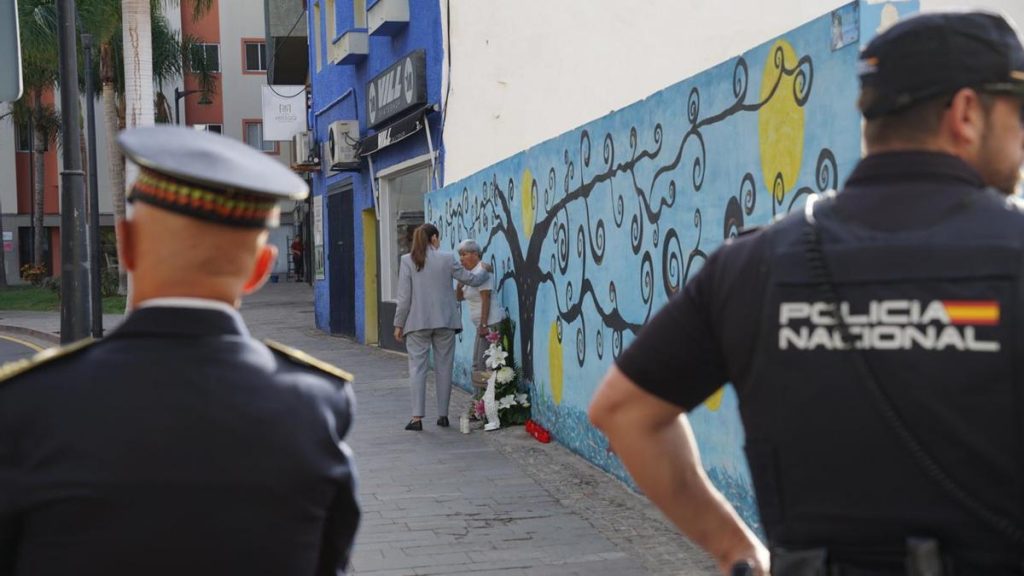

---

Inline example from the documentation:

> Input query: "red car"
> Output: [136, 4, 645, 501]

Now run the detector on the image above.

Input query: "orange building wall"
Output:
[50, 227, 60, 277]
[182, 0, 225, 126]
[15, 153, 31, 214]
[11, 88, 64, 277]
[14, 89, 61, 215]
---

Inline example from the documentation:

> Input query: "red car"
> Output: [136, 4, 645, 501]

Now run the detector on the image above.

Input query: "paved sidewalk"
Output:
[0, 283, 716, 576]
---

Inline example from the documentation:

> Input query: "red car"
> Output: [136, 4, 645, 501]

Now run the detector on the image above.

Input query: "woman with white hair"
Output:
[455, 239, 505, 375]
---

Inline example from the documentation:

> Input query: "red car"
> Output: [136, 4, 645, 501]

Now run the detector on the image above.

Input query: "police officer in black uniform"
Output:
[590, 11, 1024, 576]
[0, 126, 359, 575]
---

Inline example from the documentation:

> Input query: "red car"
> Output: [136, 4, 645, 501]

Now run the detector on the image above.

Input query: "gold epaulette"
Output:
[264, 339, 353, 383]
[0, 337, 96, 384]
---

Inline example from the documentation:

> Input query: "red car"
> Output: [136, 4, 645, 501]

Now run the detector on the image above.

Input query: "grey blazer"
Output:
[394, 248, 491, 333]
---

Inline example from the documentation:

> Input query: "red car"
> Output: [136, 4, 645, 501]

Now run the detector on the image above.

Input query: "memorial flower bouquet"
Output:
[468, 318, 530, 429]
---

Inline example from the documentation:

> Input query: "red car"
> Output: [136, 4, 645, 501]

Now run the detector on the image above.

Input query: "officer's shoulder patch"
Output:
[264, 339, 353, 382]
[0, 337, 96, 385]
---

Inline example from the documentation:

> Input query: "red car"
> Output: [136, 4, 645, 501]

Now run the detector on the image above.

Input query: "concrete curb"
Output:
[0, 324, 60, 345]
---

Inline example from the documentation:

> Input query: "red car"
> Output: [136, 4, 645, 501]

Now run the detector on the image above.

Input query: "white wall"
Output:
[0, 104, 18, 279]
[91, 93, 115, 213]
[0, 103, 16, 215]
[922, 0, 1023, 18]
[220, 0, 288, 165]
[441, 0, 1024, 183]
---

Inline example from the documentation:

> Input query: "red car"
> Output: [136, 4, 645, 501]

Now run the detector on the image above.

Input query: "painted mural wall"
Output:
[427, 0, 918, 532]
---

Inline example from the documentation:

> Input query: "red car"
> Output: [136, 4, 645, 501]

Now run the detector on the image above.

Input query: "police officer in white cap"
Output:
[0, 126, 359, 575]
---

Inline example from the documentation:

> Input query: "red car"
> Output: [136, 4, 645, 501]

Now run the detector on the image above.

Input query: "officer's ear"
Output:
[242, 243, 277, 295]
[116, 218, 136, 273]
[946, 88, 988, 149]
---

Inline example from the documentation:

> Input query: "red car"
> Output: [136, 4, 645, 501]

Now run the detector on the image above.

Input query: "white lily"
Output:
[497, 394, 516, 410]
[485, 348, 509, 369]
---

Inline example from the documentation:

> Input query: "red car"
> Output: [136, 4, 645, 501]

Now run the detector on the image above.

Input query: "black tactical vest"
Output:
[743, 190, 1024, 569]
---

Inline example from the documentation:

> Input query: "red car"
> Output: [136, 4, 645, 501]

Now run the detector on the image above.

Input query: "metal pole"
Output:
[82, 33, 103, 338]
[174, 88, 180, 125]
[56, 0, 91, 343]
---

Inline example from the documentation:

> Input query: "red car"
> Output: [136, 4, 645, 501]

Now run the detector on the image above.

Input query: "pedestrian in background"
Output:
[590, 11, 1024, 576]
[291, 235, 305, 281]
[455, 239, 505, 379]
[394, 224, 491, 431]
[0, 126, 359, 576]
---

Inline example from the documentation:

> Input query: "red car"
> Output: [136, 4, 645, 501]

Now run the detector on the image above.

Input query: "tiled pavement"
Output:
[0, 283, 716, 576]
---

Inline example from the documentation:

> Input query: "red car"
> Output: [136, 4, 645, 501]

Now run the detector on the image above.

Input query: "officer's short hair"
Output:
[859, 90, 949, 147]
[860, 89, 997, 149]
[457, 239, 481, 256]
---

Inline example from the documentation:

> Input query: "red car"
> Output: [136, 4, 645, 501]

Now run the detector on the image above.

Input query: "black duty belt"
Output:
[772, 539, 1024, 576]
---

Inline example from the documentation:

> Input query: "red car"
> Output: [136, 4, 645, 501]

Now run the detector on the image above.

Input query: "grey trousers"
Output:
[405, 328, 456, 418]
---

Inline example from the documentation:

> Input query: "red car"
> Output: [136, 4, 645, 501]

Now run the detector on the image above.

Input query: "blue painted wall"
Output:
[308, 0, 444, 339]
[426, 0, 918, 533]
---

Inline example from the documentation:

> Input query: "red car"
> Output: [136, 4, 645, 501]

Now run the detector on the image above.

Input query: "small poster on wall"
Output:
[830, 2, 860, 51]
[313, 195, 325, 280]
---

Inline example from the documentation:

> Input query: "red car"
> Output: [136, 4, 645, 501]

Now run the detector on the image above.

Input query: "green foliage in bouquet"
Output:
[468, 316, 531, 426]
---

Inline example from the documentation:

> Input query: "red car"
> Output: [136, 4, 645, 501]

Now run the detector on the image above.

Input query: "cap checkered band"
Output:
[130, 169, 278, 228]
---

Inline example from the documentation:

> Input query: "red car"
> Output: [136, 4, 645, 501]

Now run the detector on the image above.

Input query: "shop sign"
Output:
[359, 108, 424, 156]
[367, 50, 426, 129]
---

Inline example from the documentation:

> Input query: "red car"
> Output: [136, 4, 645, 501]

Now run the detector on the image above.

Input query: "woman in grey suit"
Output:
[394, 224, 491, 431]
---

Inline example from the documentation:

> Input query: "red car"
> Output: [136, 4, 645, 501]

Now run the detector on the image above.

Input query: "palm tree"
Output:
[15, 0, 62, 273]
[80, 0, 210, 293]
[117, 0, 211, 296]
[16, 0, 212, 290]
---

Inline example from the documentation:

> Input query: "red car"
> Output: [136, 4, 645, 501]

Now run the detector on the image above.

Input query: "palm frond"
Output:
[151, 8, 185, 83]
[77, 0, 122, 44]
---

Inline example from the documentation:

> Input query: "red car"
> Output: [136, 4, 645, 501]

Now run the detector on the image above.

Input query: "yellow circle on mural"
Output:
[521, 169, 535, 239]
[548, 321, 563, 405]
[759, 40, 805, 204]
[704, 387, 725, 411]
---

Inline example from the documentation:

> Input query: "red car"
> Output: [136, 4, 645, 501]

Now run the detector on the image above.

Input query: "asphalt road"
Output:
[0, 334, 45, 364]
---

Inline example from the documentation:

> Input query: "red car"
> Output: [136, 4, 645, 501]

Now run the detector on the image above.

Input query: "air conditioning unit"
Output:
[327, 120, 360, 171]
[292, 131, 317, 166]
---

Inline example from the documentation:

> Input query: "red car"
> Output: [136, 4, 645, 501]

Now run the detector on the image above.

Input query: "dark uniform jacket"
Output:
[617, 152, 1024, 573]
[0, 304, 359, 576]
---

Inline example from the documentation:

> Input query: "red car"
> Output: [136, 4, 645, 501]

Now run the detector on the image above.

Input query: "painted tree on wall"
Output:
[431, 45, 840, 386]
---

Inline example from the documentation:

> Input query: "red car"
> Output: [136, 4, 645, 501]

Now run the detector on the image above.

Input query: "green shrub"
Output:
[44, 276, 61, 295]
[101, 269, 120, 297]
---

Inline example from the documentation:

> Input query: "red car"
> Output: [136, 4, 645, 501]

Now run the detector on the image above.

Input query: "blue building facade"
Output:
[308, 0, 444, 349]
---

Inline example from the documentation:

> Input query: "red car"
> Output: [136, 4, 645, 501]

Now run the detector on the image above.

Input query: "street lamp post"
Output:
[56, 0, 91, 343]
[174, 87, 212, 125]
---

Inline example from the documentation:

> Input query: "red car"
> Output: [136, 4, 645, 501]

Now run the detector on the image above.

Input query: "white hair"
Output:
[457, 239, 481, 255]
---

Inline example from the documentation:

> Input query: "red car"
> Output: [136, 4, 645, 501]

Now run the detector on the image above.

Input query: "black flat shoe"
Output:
[405, 419, 423, 431]
[436, 416, 450, 427]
